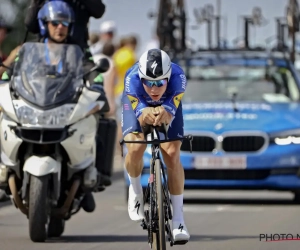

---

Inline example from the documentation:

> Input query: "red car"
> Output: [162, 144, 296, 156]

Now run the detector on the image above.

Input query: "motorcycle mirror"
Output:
[81, 57, 110, 80]
[95, 57, 110, 74]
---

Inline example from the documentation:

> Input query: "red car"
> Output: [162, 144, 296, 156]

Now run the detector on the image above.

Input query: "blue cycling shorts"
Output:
[121, 92, 184, 139]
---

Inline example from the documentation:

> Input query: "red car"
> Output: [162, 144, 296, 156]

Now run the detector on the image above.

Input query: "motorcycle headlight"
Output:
[269, 129, 300, 145]
[13, 100, 75, 127]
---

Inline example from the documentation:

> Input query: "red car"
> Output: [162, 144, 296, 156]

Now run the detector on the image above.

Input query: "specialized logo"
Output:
[127, 95, 139, 110]
[151, 61, 158, 75]
[134, 201, 140, 215]
[173, 92, 184, 108]
[178, 224, 184, 232]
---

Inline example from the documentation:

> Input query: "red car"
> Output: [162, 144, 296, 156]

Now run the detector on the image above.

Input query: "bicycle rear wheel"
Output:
[154, 159, 166, 250]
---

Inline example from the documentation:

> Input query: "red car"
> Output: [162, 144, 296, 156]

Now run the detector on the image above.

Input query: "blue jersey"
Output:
[124, 62, 187, 118]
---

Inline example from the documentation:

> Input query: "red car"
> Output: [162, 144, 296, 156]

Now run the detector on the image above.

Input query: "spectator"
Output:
[90, 20, 116, 56]
[89, 33, 99, 46]
[93, 41, 117, 118]
[113, 35, 138, 151]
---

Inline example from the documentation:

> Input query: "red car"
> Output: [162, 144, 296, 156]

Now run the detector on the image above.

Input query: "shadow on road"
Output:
[48, 235, 147, 243]
[183, 198, 300, 205]
[47, 234, 258, 243]
[189, 234, 258, 242]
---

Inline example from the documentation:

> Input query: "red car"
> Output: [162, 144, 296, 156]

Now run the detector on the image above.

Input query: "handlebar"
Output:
[119, 134, 193, 145]
[119, 123, 193, 156]
[119, 134, 193, 156]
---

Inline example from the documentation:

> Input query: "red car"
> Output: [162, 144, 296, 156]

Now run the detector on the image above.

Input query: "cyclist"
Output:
[122, 48, 190, 243]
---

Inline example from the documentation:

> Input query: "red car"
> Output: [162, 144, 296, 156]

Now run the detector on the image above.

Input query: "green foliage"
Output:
[1, 0, 36, 55]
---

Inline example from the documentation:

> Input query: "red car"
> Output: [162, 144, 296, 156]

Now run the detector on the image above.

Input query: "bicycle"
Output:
[120, 124, 193, 250]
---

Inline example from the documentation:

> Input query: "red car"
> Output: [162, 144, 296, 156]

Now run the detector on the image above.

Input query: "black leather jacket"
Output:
[25, 0, 106, 50]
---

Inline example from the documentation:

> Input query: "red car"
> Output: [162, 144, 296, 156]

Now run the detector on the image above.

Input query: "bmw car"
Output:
[124, 48, 300, 201]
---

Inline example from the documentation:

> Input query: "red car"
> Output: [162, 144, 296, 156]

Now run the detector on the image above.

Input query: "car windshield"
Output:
[12, 42, 84, 108]
[181, 64, 300, 103]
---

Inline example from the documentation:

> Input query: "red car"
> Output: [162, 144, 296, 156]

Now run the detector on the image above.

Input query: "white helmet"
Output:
[138, 49, 172, 82]
[99, 20, 116, 34]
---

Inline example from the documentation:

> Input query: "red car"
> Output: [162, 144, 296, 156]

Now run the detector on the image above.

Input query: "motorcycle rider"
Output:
[24, 0, 115, 190]
[1, 1, 104, 213]
[25, 0, 105, 50]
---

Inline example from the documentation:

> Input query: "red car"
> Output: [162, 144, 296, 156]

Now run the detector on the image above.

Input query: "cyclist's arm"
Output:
[124, 70, 150, 121]
[125, 88, 148, 119]
[161, 70, 187, 116]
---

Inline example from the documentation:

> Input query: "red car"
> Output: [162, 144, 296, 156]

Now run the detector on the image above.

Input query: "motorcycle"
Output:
[0, 42, 109, 242]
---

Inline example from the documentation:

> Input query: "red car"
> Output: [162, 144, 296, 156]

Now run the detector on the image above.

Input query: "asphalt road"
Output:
[1, 171, 300, 250]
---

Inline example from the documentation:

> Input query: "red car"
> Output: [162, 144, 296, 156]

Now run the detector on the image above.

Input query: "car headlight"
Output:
[13, 100, 75, 127]
[269, 129, 300, 145]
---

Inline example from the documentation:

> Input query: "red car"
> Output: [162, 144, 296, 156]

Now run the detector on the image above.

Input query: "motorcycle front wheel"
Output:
[28, 175, 49, 242]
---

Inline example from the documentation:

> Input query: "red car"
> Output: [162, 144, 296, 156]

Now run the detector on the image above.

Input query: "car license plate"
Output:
[193, 156, 247, 169]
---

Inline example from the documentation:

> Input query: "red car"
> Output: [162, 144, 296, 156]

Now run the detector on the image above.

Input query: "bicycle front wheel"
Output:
[154, 159, 166, 250]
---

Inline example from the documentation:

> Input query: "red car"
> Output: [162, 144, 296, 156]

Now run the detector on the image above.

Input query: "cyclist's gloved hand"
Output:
[153, 106, 172, 127]
[140, 107, 157, 125]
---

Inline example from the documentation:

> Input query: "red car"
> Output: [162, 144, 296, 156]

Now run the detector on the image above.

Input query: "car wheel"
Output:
[293, 191, 300, 203]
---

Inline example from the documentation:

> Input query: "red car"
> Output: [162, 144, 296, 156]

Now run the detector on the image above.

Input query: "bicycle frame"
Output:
[120, 124, 193, 248]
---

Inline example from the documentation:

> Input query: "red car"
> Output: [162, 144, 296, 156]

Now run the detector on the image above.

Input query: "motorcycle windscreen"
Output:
[12, 42, 84, 108]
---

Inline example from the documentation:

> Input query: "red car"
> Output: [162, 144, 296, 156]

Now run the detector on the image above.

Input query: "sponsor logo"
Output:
[151, 61, 158, 75]
[180, 74, 187, 90]
[127, 95, 139, 110]
[173, 92, 184, 108]
[125, 76, 131, 92]
[134, 201, 140, 215]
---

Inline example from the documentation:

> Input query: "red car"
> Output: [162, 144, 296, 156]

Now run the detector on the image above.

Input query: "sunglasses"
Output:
[142, 79, 168, 88]
[50, 21, 70, 27]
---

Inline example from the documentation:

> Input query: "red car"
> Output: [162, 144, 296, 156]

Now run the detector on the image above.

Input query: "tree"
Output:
[0, 0, 35, 54]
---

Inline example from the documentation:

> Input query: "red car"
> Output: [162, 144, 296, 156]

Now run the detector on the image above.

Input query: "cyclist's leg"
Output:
[122, 92, 147, 222]
[160, 103, 190, 242]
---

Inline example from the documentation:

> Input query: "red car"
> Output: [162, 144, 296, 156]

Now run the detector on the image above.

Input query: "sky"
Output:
[90, 0, 294, 56]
